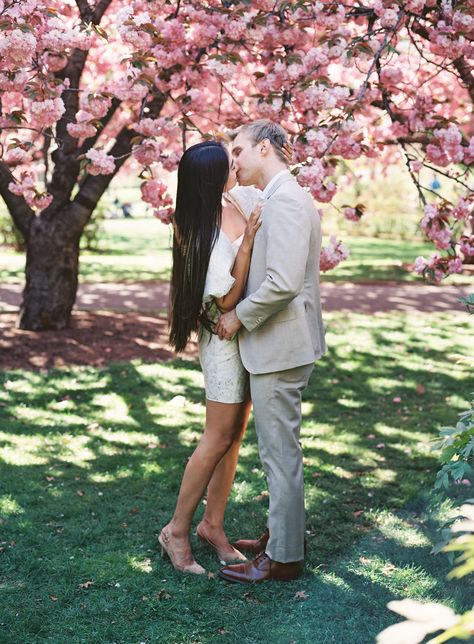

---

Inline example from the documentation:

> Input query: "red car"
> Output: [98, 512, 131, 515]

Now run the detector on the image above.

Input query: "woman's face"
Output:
[224, 149, 237, 192]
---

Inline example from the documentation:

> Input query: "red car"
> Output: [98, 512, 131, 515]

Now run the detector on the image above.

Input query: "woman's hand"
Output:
[241, 203, 263, 252]
[282, 141, 294, 163]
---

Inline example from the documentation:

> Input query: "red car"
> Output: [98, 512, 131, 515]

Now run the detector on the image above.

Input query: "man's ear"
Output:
[259, 138, 270, 156]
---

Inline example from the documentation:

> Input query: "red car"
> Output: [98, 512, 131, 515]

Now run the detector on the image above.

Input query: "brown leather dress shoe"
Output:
[232, 528, 269, 555]
[219, 553, 300, 584]
[233, 528, 307, 556]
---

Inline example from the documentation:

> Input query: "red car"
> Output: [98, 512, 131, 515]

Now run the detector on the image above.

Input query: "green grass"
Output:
[323, 237, 462, 284]
[0, 218, 173, 284]
[1, 312, 472, 643]
[1, 218, 472, 285]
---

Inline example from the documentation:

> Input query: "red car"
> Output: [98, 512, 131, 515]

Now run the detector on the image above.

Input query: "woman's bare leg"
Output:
[197, 398, 251, 547]
[162, 399, 248, 567]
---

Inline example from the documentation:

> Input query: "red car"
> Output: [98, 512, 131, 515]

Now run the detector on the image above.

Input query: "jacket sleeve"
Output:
[236, 192, 310, 332]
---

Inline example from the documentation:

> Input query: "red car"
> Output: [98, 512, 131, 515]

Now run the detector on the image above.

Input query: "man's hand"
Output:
[216, 309, 242, 341]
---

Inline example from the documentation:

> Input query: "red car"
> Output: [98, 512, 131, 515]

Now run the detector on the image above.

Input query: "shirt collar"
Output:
[262, 169, 292, 199]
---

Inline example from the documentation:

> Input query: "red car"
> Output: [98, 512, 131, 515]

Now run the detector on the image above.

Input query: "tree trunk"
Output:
[18, 214, 81, 330]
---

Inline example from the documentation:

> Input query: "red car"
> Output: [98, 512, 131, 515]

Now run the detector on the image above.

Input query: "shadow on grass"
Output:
[0, 312, 472, 642]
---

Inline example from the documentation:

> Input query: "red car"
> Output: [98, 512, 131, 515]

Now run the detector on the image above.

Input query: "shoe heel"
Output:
[158, 535, 167, 559]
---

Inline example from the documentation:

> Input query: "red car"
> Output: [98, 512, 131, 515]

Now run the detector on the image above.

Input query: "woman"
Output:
[160, 140, 262, 574]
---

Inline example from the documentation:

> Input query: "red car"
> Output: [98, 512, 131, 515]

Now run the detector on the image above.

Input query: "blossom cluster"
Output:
[420, 203, 453, 250]
[0, 0, 472, 278]
[141, 179, 174, 224]
[8, 170, 53, 210]
[320, 235, 350, 272]
[414, 253, 463, 281]
[85, 149, 115, 176]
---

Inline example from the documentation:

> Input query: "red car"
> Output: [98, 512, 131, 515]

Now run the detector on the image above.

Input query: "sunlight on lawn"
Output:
[0, 311, 471, 643]
[87, 427, 159, 447]
[92, 392, 138, 426]
[351, 555, 440, 594]
[0, 433, 49, 466]
[0, 495, 24, 517]
[371, 511, 432, 547]
[127, 555, 153, 574]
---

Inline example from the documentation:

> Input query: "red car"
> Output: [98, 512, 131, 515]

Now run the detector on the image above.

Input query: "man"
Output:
[215, 120, 326, 583]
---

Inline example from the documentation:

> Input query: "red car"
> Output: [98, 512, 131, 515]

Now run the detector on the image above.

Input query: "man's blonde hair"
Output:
[229, 120, 290, 165]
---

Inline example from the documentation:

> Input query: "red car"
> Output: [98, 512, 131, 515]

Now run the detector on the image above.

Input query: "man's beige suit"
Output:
[236, 170, 326, 563]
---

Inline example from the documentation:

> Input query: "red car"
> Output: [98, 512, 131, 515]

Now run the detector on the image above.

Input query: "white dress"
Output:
[199, 185, 262, 403]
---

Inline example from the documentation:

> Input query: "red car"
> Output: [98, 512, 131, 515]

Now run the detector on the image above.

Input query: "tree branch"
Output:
[48, 49, 88, 204]
[70, 127, 139, 231]
[71, 94, 167, 230]
[75, 0, 91, 19]
[47, 2, 115, 206]
[0, 160, 34, 238]
[76, 0, 112, 23]
[409, 20, 474, 103]
[453, 56, 474, 104]
[92, 0, 114, 23]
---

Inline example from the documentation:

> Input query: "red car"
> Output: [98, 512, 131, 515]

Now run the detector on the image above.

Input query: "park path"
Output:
[0, 280, 471, 314]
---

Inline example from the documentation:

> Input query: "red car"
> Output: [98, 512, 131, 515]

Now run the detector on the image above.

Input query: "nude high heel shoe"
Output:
[196, 526, 247, 565]
[158, 528, 206, 575]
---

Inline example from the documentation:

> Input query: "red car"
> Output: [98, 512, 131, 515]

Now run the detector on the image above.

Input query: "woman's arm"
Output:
[214, 204, 262, 313]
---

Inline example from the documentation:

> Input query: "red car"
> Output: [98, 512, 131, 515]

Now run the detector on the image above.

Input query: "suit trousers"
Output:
[250, 362, 314, 563]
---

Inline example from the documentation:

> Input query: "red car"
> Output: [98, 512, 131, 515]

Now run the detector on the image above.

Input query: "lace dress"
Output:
[199, 185, 262, 403]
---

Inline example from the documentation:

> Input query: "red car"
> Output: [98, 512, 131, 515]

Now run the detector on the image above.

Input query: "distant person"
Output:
[111, 197, 121, 218]
[122, 202, 133, 218]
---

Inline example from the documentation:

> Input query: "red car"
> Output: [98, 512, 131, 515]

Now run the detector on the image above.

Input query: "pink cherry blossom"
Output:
[414, 256, 428, 274]
[463, 137, 474, 165]
[344, 207, 359, 221]
[85, 149, 115, 176]
[320, 236, 350, 272]
[3, 147, 29, 165]
[0, 28, 37, 70]
[154, 206, 174, 225]
[452, 198, 472, 221]
[405, 0, 426, 14]
[30, 192, 53, 211]
[0, 0, 471, 289]
[67, 123, 97, 139]
[380, 67, 403, 87]
[447, 257, 463, 273]
[141, 179, 169, 208]
[81, 95, 112, 119]
[40, 51, 68, 73]
[459, 236, 474, 258]
[30, 98, 66, 129]
[132, 140, 163, 166]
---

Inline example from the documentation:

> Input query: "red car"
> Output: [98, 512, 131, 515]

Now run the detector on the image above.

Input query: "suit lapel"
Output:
[264, 171, 295, 200]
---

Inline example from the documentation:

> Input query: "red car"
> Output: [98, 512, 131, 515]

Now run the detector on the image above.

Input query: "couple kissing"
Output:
[160, 119, 326, 584]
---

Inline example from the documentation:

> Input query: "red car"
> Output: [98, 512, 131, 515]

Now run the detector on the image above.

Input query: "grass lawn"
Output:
[1, 311, 472, 643]
[1, 218, 472, 285]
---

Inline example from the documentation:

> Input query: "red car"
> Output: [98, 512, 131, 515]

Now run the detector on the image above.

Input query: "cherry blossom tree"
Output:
[0, 0, 472, 329]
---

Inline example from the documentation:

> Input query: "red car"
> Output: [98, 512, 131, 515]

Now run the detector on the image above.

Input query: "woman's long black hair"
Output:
[169, 141, 230, 353]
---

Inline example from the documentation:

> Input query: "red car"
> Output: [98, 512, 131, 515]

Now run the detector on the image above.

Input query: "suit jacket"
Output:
[236, 171, 326, 375]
